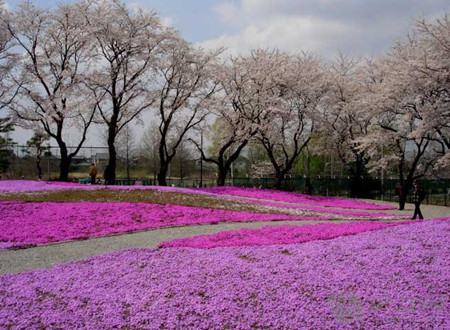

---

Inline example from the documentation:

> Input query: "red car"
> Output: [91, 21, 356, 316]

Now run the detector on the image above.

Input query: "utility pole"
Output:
[126, 126, 130, 182]
[179, 141, 183, 184]
[381, 145, 384, 200]
[200, 130, 203, 187]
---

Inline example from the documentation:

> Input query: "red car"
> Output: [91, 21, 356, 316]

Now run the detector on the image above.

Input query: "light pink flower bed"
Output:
[160, 221, 412, 249]
[2, 220, 448, 329]
[0, 181, 395, 212]
[232, 198, 405, 219]
[0, 180, 211, 196]
[0, 201, 317, 249]
[201, 186, 395, 210]
[0, 180, 88, 192]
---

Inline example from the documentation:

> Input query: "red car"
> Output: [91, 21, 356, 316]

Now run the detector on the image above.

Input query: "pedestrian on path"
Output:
[89, 163, 98, 184]
[411, 180, 426, 220]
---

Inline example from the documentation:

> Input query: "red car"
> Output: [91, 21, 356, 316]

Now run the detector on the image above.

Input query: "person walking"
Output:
[411, 180, 425, 220]
[89, 163, 98, 184]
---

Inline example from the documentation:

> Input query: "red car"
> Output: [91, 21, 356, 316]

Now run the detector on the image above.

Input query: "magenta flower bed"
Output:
[0, 201, 313, 249]
[202, 186, 395, 210]
[1, 220, 448, 329]
[160, 221, 410, 249]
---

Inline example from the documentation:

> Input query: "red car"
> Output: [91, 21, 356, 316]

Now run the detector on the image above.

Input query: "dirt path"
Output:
[1, 202, 449, 275]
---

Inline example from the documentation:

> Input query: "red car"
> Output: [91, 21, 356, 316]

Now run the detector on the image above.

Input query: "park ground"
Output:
[0, 181, 449, 329]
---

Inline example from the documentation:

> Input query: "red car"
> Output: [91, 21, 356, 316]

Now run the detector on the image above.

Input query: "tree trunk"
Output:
[349, 155, 368, 198]
[217, 165, 227, 186]
[216, 172, 227, 186]
[36, 155, 42, 180]
[157, 162, 169, 186]
[274, 172, 285, 189]
[57, 140, 70, 181]
[104, 145, 116, 185]
[398, 179, 413, 210]
[104, 128, 117, 185]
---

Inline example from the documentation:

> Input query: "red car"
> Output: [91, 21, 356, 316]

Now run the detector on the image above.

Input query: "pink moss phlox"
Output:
[0, 181, 395, 213]
[231, 197, 406, 218]
[0, 201, 316, 248]
[201, 186, 395, 210]
[159, 221, 412, 249]
[0, 219, 448, 329]
[0, 180, 210, 195]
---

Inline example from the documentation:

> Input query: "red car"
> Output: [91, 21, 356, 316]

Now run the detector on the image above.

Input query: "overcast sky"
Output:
[6, 0, 450, 57]
[5, 0, 450, 145]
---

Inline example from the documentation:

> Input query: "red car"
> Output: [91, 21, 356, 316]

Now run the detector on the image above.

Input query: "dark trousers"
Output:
[90, 177, 96, 184]
[412, 202, 423, 219]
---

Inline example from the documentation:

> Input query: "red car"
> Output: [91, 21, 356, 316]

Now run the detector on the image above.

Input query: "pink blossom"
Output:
[0, 219, 448, 329]
[201, 186, 395, 210]
[0, 181, 395, 213]
[0, 201, 316, 249]
[159, 221, 412, 249]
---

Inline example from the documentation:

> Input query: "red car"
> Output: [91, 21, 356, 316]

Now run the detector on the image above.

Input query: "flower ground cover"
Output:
[0, 181, 409, 250]
[201, 186, 395, 210]
[0, 180, 213, 197]
[159, 221, 411, 249]
[0, 180, 97, 193]
[0, 220, 448, 329]
[0, 181, 394, 212]
[0, 201, 314, 249]
[229, 197, 404, 219]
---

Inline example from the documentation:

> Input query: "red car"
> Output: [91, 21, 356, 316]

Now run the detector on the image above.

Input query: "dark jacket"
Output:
[412, 186, 426, 204]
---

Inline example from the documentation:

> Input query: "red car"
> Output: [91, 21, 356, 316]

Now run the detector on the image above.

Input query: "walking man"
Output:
[411, 180, 425, 220]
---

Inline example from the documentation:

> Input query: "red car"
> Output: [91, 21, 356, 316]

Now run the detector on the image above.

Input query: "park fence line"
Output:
[76, 177, 450, 207]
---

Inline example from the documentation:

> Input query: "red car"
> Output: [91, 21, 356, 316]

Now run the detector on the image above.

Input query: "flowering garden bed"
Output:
[0, 181, 409, 249]
[227, 197, 402, 218]
[201, 186, 395, 210]
[0, 220, 448, 329]
[0, 201, 314, 249]
[0, 181, 394, 211]
[159, 221, 411, 249]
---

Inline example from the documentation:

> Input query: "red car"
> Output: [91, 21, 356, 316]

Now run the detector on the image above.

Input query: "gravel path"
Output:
[1, 201, 448, 275]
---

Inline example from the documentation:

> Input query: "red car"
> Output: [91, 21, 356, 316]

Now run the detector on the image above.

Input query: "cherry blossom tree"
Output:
[359, 25, 448, 209]
[85, 0, 172, 184]
[0, 0, 16, 132]
[192, 50, 277, 186]
[257, 53, 327, 188]
[6, 1, 97, 181]
[320, 55, 376, 197]
[154, 38, 220, 186]
[414, 16, 450, 169]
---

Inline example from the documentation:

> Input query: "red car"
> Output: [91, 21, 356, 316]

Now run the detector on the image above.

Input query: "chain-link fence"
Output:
[0, 144, 207, 181]
[0, 144, 109, 179]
